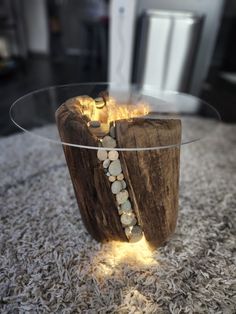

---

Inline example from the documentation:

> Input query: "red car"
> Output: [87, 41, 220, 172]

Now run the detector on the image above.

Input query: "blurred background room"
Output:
[0, 0, 236, 136]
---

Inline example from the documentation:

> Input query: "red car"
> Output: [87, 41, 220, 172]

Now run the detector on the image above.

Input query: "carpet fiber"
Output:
[0, 123, 236, 313]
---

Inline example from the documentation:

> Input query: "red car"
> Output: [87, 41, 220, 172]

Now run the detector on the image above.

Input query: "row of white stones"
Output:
[96, 125, 143, 243]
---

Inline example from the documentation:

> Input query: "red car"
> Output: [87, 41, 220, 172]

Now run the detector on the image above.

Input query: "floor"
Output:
[0, 56, 236, 138]
[1, 117, 235, 313]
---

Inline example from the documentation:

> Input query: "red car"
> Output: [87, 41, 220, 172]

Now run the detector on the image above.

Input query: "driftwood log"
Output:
[56, 98, 181, 248]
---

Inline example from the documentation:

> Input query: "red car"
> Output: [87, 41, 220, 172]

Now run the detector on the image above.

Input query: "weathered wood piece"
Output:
[56, 97, 181, 248]
[116, 119, 181, 248]
[56, 99, 127, 243]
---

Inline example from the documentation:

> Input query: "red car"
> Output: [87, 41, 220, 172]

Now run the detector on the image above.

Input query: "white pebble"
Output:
[97, 149, 107, 161]
[109, 176, 116, 182]
[121, 200, 131, 211]
[108, 150, 119, 161]
[117, 173, 124, 181]
[103, 159, 110, 169]
[118, 207, 132, 215]
[116, 189, 129, 204]
[102, 136, 116, 148]
[118, 207, 123, 215]
[106, 172, 110, 176]
[129, 226, 143, 243]
[109, 160, 122, 176]
[120, 213, 136, 227]
[125, 226, 132, 238]
[121, 180, 127, 189]
[111, 181, 122, 194]
[131, 218, 137, 226]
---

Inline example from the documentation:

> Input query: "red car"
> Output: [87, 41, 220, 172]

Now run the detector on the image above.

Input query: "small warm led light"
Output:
[76, 95, 150, 134]
[90, 237, 158, 281]
[92, 236, 158, 274]
[109, 237, 157, 266]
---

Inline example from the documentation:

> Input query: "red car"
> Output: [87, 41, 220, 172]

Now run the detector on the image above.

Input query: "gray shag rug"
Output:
[0, 123, 236, 314]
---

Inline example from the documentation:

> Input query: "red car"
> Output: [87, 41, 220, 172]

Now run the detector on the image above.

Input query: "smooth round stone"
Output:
[129, 226, 143, 243]
[121, 200, 131, 211]
[121, 180, 127, 189]
[109, 126, 116, 138]
[125, 226, 132, 238]
[117, 173, 124, 181]
[88, 120, 101, 128]
[111, 181, 122, 194]
[108, 150, 119, 161]
[106, 172, 111, 176]
[130, 218, 137, 226]
[120, 213, 136, 227]
[131, 217, 137, 226]
[119, 207, 132, 215]
[97, 149, 107, 161]
[102, 136, 117, 148]
[116, 189, 129, 204]
[118, 207, 122, 215]
[109, 176, 116, 182]
[103, 159, 110, 169]
[109, 160, 122, 176]
[95, 97, 105, 109]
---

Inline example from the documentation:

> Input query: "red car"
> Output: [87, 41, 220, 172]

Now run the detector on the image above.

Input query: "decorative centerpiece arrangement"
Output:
[10, 83, 220, 249]
[56, 91, 181, 249]
[96, 122, 143, 243]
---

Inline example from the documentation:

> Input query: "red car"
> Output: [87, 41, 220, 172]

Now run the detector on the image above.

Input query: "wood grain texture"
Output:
[56, 98, 127, 243]
[116, 118, 181, 248]
[56, 97, 181, 248]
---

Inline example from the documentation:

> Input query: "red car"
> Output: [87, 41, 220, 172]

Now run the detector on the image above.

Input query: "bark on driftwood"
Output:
[56, 98, 181, 248]
[56, 99, 127, 243]
[116, 119, 181, 248]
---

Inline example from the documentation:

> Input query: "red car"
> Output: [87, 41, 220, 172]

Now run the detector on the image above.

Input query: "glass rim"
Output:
[9, 82, 221, 151]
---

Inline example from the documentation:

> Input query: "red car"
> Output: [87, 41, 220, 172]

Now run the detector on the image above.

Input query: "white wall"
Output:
[109, 0, 137, 85]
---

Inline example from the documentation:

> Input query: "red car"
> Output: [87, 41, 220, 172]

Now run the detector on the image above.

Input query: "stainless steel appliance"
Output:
[135, 10, 203, 92]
